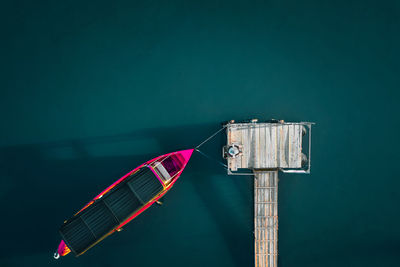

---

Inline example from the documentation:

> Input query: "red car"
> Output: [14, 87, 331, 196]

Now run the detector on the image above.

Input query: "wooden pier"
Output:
[254, 171, 278, 267]
[223, 120, 313, 267]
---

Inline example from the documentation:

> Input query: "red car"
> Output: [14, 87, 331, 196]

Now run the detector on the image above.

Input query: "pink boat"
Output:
[54, 149, 194, 258]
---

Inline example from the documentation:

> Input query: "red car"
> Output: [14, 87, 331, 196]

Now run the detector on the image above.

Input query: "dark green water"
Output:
[1, 1, 399, 266]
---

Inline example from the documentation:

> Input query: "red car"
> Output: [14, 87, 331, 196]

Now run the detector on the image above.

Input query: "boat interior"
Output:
[59, 167, 163, 256]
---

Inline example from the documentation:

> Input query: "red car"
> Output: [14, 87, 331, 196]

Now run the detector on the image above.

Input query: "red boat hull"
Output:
[55, 149, 193, 258]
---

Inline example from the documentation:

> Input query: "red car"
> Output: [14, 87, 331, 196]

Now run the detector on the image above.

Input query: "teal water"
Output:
[1, 1, 399, 266]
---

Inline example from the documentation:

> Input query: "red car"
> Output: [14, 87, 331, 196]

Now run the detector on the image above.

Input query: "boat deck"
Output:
[59, 167, 163, 256]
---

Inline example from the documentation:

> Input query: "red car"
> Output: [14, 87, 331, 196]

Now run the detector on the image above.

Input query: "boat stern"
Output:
[54, 240, 70, 259]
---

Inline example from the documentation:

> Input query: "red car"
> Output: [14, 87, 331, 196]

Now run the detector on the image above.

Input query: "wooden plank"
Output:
[288, 125, 293, 166]
[240, 126, 246, 169]
[250, 126, 257, 168]
[288, 124, 301, 167]
[264, 125, 271, 168]
[235, 127, 242, 170]
[279, 125, 288, 168]
[227, 128, 233, 170]
[246, 126, 252, 168]
[271, 125, 278, 168]
[297, 125, 303, 167]
[255, 126, 260, 168]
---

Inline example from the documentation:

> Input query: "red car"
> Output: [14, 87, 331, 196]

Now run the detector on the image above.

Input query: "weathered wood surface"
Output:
[225, 121, 313, 267]
[254, 171, 278, 267]
[227, 123, 304, 171]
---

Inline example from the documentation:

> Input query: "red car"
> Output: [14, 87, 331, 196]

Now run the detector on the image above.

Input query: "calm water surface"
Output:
[0, 1, 399, 266]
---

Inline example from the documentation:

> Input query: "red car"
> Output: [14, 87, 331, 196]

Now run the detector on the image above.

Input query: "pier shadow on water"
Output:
[0, 123, 252, 267]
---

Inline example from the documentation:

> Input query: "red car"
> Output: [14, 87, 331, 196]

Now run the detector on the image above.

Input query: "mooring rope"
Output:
[195, 148, 228, 169]
[152, 125, 228, 170]
[193, 125, 228, 169]
[154, 125, 229, 170]
[195, 125, 227, 149]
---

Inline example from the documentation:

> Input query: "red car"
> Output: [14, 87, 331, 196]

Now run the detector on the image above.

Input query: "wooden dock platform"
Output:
[224, 122, 312, 173]
[223, 120, 313, 267]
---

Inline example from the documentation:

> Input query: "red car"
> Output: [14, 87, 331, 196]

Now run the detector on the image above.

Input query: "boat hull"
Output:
[55, 149, 193, 258]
